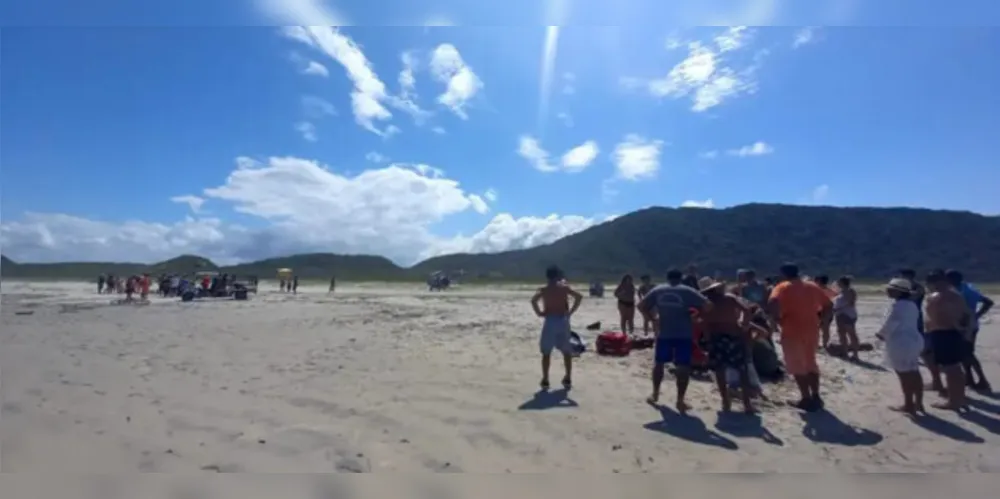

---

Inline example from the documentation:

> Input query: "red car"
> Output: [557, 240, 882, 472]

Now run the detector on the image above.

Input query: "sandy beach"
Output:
[2, 280, 999, 473]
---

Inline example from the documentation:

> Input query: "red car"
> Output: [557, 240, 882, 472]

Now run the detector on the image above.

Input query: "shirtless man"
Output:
[924, 269, 972, 410]
[530, 265, 583, 390]
[637, 275, 656, 336]
[698, 277, 757, 413]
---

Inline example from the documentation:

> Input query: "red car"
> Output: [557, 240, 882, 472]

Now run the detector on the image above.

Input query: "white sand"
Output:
[2, 280, 999, 473]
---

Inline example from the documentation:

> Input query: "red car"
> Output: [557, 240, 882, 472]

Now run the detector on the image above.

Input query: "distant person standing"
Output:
[530, 265, 583, 391]
[946, 269, 994, 392]
[98, 274, 106, 294]
[637, 275, 656, 336]
[280, 279, 286, 292]
[329, 276, 336, 293]
[614, 274, 637, 336]
[292, 276, 299, 294]
[768, 263, 833, 412]
[876, 278, 926, 415]
[813, 275, 837, 349]
[140, 274, 151, 301]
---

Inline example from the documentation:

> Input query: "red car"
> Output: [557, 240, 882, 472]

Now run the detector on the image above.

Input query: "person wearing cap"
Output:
[923, 269, 971, 410]
[877, 278, 926, 414]
[768, 262, 833, 412]
[945, 269, 994, 392]
[697, 276, 758, 413]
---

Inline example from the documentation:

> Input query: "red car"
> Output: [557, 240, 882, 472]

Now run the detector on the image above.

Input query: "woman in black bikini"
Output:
[615, 274, 637, 335]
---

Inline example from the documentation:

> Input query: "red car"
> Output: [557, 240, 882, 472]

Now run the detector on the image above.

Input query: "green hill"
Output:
[3, 204, 1000, 282]
[221, 253, 404, 281]
[415, 204, 1000, 282]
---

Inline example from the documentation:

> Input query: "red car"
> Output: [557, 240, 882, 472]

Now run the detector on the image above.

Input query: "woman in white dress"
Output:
[876, 278, 926, 415]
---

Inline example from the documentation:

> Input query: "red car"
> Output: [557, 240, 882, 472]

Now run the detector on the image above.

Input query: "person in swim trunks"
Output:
[639, 269, 708, 413]
[614, 274, 637, 336]
[768, 263, 833, 412]
[833, 276, 860, 360]
[924, 269, 972, 410]
[531, 265, 583, 391]
[697, 277, 757, 413]
[637, 274, 656, 336]
[946, 269, 994, 392]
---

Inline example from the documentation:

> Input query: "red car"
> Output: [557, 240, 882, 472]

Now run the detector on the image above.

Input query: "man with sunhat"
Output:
[697, 276, 758, 413]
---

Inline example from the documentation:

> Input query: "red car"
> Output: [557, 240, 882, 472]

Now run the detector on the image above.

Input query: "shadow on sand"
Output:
[968, 396, 1000, 415]
[799, 409, 883, 446]
[960, 408, 1000, 436]
[847, 357, 889, 372]
[517, 389, 578, 410]
[910, 413, 985, 443]
[643, 403, 738, 450]
[714, 411, 784, 446]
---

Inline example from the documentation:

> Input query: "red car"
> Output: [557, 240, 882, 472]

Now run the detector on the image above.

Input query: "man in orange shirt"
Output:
[768, 263, 833, 412]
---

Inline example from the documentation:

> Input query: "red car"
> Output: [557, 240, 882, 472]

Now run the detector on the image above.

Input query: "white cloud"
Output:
[425, 213, 610, 260]
[681, 199, 715, 209]
[517, 135, 557, 173]
[431, 126, 446, 135]
[280, 25, 399, 136]
[484, 188, 498, 202]
[556, 112, 574, 127]
[561, 72, 576, 95]
[612, 135, 663, 181]
[560, 140, 599, 172]
[289, 52, 329, 77]
[811, 184, 830, 203]
[793, 27, 818, 48]
[699, 150, 719, 159]
[301, 95, 336, 119]
[429, 44, 483, 119]
[261, 0, 347, 26]
[714, 26, 751, 53]
[295, 121, 318, 142]
[365, 152, 387, 163]
[624, 27, 763, 112]
[171, 195, 205, 213]
[727, 141, 774, 157]
[2, 156, 606, 266]
[399, 51, 417, 95]
[468, 194, 489, 215]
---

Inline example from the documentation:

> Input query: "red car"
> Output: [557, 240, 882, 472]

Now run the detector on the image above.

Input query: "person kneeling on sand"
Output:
[530, 266, 583, 391]
[639, 269, 708, 413]
[697, 277, 758, 413]
[876, 278, 926, 415]
[923, 269, 971, 410]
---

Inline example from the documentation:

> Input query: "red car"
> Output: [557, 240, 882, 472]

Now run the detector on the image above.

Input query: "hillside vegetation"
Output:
[4, 204, 1000, 281]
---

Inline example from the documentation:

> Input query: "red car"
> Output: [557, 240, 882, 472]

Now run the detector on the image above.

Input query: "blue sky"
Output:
[2, 1, 1000, 265]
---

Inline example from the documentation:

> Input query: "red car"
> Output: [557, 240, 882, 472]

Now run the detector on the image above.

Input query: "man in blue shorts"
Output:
[639, 268, 709, 413]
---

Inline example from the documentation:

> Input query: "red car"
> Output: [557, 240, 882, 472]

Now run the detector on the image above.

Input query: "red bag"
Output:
[596, 331, 631, 356]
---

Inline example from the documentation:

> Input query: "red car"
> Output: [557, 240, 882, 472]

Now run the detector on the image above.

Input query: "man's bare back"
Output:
[925, 289, 971, 334]
[701, 294, 751, 336]
[532, 282, 582, 317]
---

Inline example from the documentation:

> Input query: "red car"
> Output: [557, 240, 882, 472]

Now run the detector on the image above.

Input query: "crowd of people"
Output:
[97, 273, 151, 302]
[531, 263, 994, 416]
[98, 273, 259, 299]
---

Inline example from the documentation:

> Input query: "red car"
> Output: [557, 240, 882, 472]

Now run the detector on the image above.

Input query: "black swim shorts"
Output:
[928, 329, 965, 367]
[707, 333, 748, 369]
